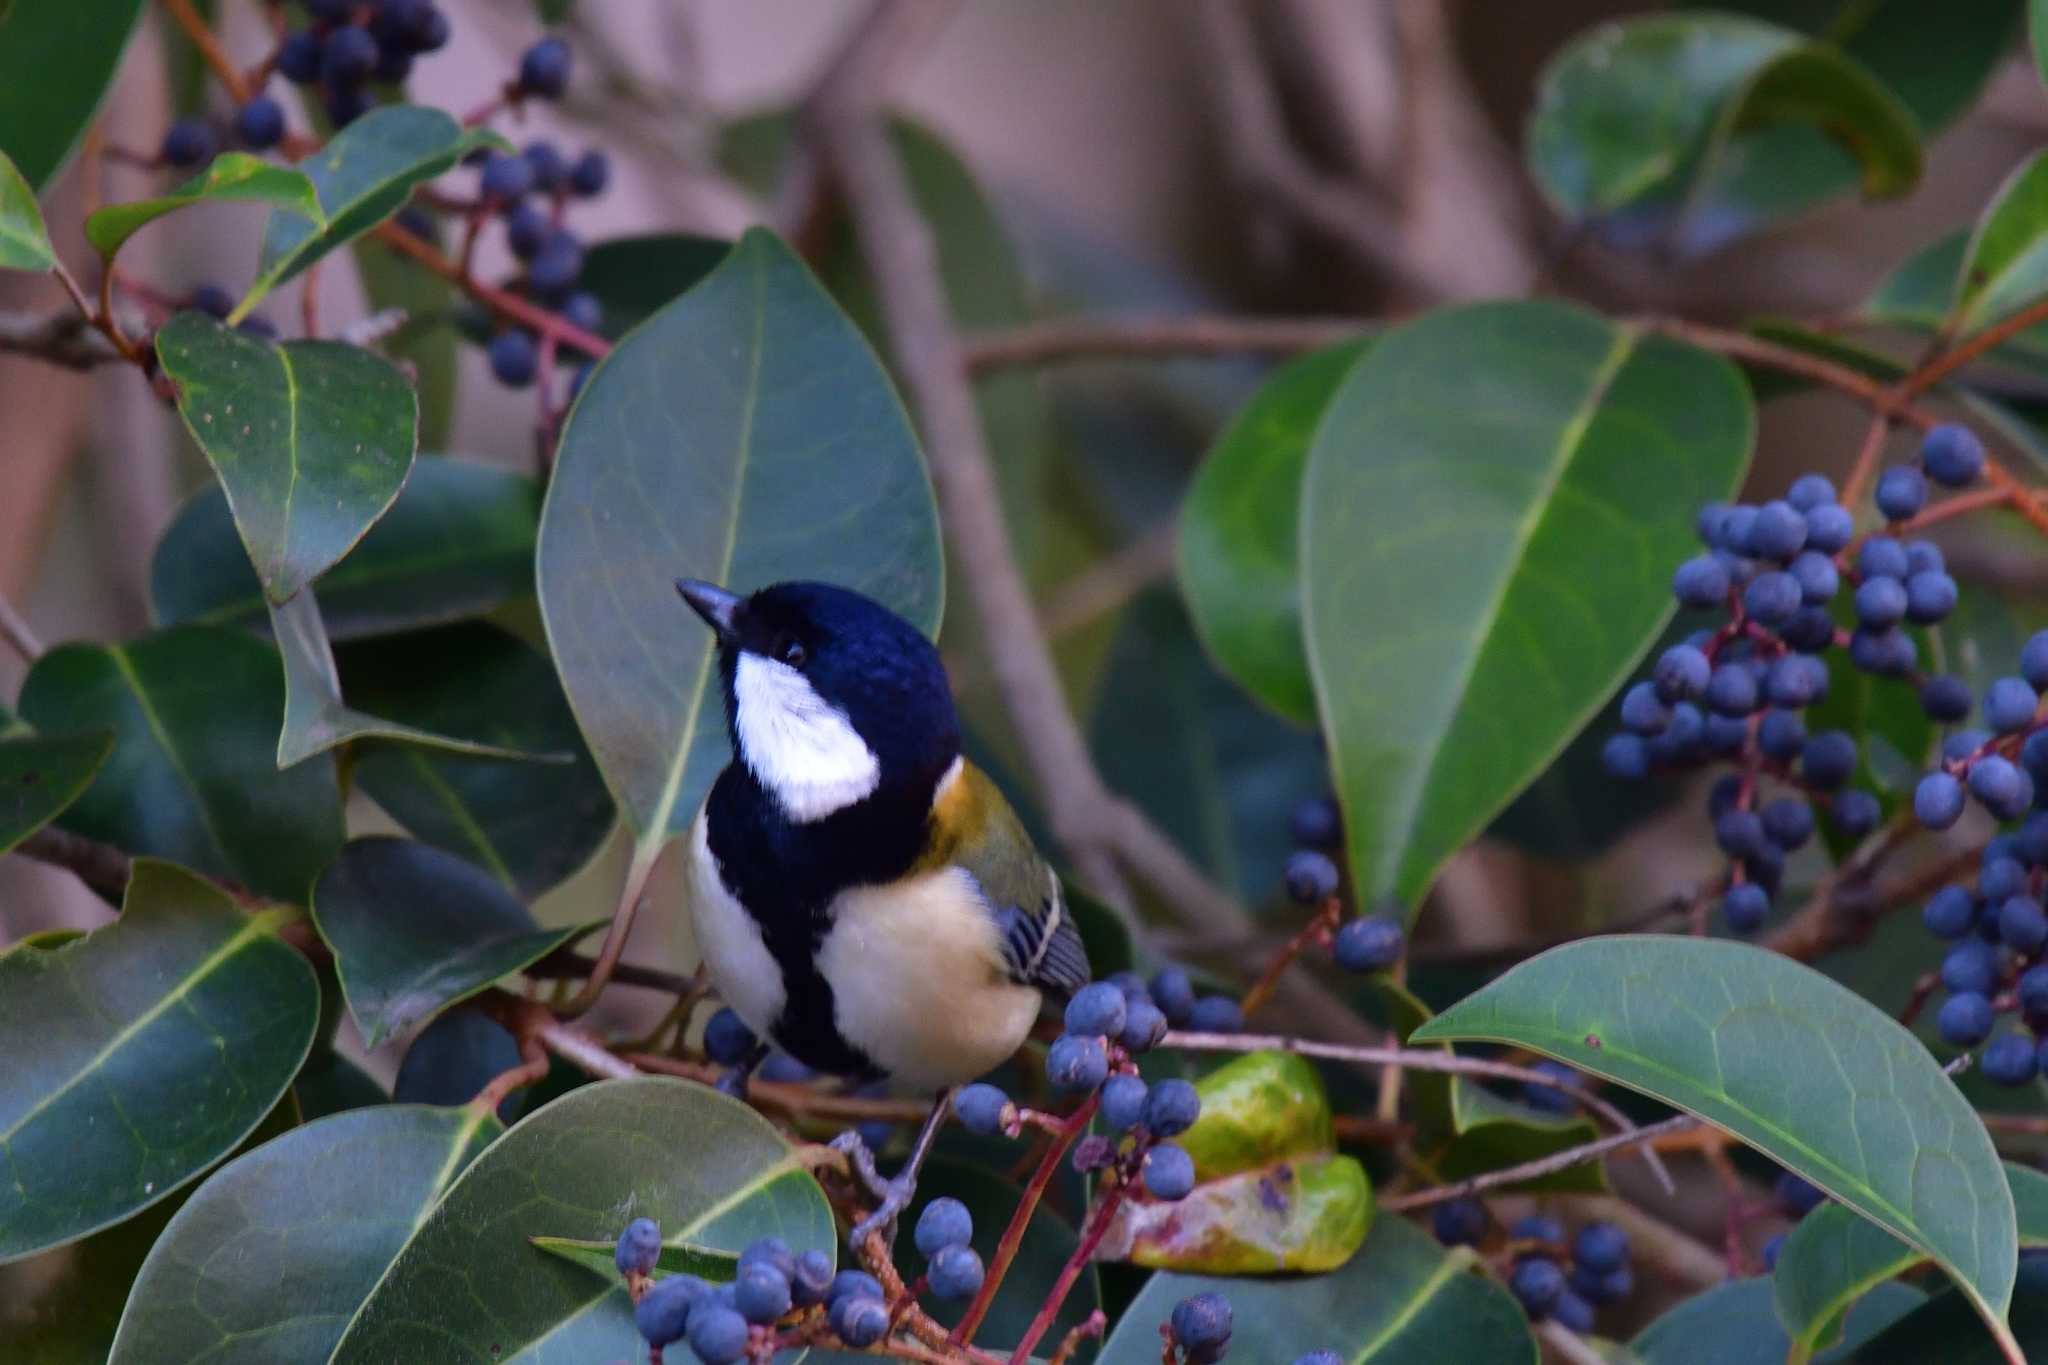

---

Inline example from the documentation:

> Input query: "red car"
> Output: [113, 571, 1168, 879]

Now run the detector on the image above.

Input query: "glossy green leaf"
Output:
[1096, 1212, 1534, 1364]
[1178, 340, 1369, 727]
[84, 154, 322, 260]
[1774, 1163, 2048, 1362]
[0, 0, 145, 189]
[330, 1077, 836, 1363]
[529, 1235, 738, 1284]
[17, 628, 345, 901]
[312, 837, 596, 1047]
[0, 728, 111, 855]
[1527, 16, 1798, 217]
[0, 1098, 296, 1365]
[109, 1105, 499, 1365]
[238, 106, 501, 317]
[538, 227, 942, 894]
[1413, 937, 2018, 1340]
[0, 862, 319, 1261]
[1303, 302, 1752, 914]
[1837, 1257, 2048, 1363]
[340, 623, 615, 896]
[268, 590, 536, 766]
[1632, 1277, 1924, 1365]
[1089, 591, 1328, 902]
[1530, 12, 1929, 255]
[294, 1049, 390, 1120]
[157, 311, 417, 606]
[151, 456, 540, 640]
[1695, 42, 1921, 200]
[1954, 149, 2048, 335]
[0, 149, 54, 272]
[575, 233, 729, 339]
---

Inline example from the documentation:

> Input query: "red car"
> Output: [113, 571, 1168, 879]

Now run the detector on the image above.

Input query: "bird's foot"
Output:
[831, 1129, 915, 1249]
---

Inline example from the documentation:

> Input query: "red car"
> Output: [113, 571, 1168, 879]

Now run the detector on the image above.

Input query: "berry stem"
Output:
[1236, 895, 1340, 1019]
[950, 1092, 1098, 1348]
[1901, 291, 2048, 399]
[1379, 1112, 1699, 1212]
[1837, 410, 1894, 511]
[371, 218, 611, 358]
[1005, 1175, 1128, 1365]
[157, 0, 254, 104]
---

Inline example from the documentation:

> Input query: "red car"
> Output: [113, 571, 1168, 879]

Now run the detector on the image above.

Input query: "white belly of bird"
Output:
[685, 812, 788, 1042]
[819, 867, 1043, 1093]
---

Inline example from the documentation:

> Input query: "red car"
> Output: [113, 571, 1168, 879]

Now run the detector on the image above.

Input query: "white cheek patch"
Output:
[734, 652, 882, 822]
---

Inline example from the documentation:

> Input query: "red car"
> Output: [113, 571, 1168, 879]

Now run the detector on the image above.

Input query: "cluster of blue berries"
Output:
[1436, 1208, 1633, 1332]
[959, 976, 1209, 1201]
[472, 137, 611, 387]
[1602, 423, 1989, 935]
[911, 1197, 986, 1301]
[620, 1226, 835, 1363]
[1913, 826, 2048, 1074]
[1286, 795, 1407, 972]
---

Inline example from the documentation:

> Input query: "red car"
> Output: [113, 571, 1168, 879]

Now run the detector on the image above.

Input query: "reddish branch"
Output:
[951, 1092, 1099, 1346]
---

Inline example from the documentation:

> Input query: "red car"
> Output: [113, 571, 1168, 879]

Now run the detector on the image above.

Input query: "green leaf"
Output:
[1694, 42, 1922, 200]
[340, 623, 615, 896]
[294, 1049, 389, 1120]
[312, 837, 597, 1047]
[329, 1076, 836, 1362]
[0, 148, 54, 272]
[0, 862, 319, 1261]
[1774, 1163, 2048, 1362]
[109, 1105, 499, 1365]
[1527, 16, 1800, 218]
[1089, 590, 1329, 903]
[1865, 231, 2048, 379]
[575, 233, 730, 339]
[1738, 0, 2021, 133]
[1529, 13, 1927, 256]
[529, 1235, 738, 1284]
[2036, 0, 2048, 90]
[1413, 937, 2019, 1338]
[1836, 1258, 2048, 1363]
[0, 0, 145, 189]
[538, 227, 942, 893]
[1103, 1152, 1372, 1274]
[0, 728, 112, 855]
[1632, 1276, 1924, 1365]
[1095, 1212, 1534, 1363]
[0, 1098, 296, 1365]
[1178, 340, 1369, 727]
[269, 590, 539, 767]
[17, 628, 345, 901]
[1303, 301, 1752, 914]
[156, 311, 418, 606]
[239, 106, 501, 318]
[151, 455, 540, 639]
[1954, 149, 2048, 335]
[84, 154, 322, 261]
[1176, 1050, 1336, 1183]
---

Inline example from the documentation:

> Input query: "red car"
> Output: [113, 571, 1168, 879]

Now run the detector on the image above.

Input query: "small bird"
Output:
[675, 578, 1089, 1237]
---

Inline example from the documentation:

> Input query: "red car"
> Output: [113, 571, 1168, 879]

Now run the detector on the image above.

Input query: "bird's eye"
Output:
[776, 636, 807, 668]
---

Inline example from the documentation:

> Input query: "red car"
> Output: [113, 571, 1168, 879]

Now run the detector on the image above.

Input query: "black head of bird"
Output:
[677, 578, 960, 823]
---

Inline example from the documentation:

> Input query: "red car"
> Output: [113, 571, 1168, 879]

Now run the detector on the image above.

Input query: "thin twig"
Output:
[0, 309, 124, 369]
[0, 590, 44, 660]
[1007, 1176, 1127, 1364]
[1839, 410, 1896, 512]
[525, 948, 699, 996]
[962, 315, 1372, 372]
[1904, 292, 2048, 398]
[158, 0, 254, 103]
[1164, 1029, 1675, 1195]
[1381, 1114, 1699, 1211]
[372, 221, 611, 358]
[537, 1018, 640, 1081]
[11, 825, 132, 898]
[952, 1093, 1099, 1346]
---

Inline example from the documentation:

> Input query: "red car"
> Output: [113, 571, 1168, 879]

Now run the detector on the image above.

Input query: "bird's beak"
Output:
[675, 579, 741, 644]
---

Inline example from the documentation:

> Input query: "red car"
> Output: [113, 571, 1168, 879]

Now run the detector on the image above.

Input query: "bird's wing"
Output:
[924, 759, 1091, 994]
